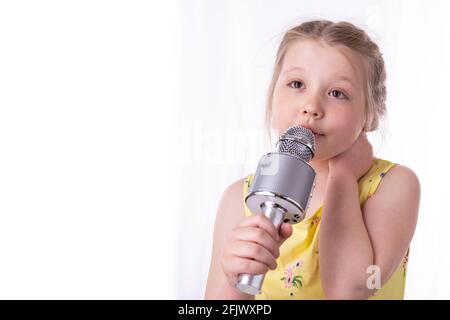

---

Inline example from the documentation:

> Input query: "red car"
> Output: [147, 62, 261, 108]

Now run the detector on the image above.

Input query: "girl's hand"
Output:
[328, 131, 374, 181]
[221, 214, 293, 290]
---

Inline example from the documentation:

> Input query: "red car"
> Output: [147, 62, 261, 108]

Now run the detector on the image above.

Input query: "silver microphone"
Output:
[235, 125, 317, 295]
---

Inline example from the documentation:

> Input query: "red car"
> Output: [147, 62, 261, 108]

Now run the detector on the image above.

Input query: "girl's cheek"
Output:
[270, 113, 282, 130]
[272, 108, 291, 128]
[329, 120, 356, 138]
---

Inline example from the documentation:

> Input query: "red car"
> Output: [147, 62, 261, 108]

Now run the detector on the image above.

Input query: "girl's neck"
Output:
[310, 159, 329, 176]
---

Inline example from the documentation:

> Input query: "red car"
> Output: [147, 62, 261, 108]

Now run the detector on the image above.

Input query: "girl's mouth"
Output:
[313, 132, 324, 139]
[300, 125, 324, 139]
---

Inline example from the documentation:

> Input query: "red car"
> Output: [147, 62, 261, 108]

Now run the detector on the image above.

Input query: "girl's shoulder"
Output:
[378, 163, 420, 197]
[368, 158, 420, 191]
[214, 176, 249, 232]
[362, 159, 420, 222]
[223, 176, 248, 206]
[358, 158, 419, 202]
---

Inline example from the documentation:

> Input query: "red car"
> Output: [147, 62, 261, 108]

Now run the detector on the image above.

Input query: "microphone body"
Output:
[235, 126, 316, 296]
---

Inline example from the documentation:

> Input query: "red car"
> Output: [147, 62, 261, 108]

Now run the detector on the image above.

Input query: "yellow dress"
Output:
[242, 158, 409, 300]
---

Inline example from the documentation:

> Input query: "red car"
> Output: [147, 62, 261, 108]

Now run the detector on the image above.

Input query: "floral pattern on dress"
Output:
[280, 260, 303, 290]
[310, 215, 321, 228]
[245, 176, 252, 188]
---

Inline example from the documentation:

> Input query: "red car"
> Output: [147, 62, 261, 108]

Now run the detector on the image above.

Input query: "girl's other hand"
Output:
[328, 131, 374, 181]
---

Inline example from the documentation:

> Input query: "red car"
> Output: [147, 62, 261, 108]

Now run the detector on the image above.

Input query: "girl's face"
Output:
[271, 39, 367, 162]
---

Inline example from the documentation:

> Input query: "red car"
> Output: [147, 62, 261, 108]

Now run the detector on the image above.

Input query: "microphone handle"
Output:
[235, 201, 286, 295]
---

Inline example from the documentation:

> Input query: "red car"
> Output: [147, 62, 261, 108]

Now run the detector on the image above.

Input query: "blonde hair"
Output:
[265, 20, 386, 138]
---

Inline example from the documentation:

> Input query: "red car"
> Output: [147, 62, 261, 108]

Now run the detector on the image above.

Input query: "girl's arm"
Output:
[205, 178, 255, 300]
[319, 136, 420, 299]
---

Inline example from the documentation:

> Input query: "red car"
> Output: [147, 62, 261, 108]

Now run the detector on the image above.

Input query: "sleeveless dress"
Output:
[242, 158, 409, 300]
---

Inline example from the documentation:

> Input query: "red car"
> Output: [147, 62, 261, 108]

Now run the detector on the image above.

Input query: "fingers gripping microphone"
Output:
[235, 126, 317, 295]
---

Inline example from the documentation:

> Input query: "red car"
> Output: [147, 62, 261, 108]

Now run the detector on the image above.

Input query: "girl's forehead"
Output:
[282, 39, 364, 82]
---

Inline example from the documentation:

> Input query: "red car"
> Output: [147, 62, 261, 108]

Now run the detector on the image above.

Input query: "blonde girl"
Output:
[205, 20, 420, 300]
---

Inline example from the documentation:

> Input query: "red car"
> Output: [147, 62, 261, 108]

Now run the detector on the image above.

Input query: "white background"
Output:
[0, 0, 449, 300]
[0, 1, 177, 299]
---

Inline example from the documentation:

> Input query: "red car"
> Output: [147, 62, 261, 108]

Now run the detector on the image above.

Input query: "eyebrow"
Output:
[282, 67, 355, 86]
[283, 67, 306, 74]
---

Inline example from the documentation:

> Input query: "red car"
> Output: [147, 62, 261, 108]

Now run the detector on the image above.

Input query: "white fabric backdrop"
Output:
[176, 0, 450, 299]
[0, 1, 178, 299]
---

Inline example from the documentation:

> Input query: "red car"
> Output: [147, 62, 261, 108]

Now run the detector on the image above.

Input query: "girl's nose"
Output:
[302, 104, 323, 119]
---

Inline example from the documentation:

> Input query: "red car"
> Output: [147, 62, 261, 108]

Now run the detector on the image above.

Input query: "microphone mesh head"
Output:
[277, 126, 315, 162]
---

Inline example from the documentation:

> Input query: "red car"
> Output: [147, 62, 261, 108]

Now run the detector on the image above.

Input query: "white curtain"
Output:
[177, 0, 450, 299]
[0, 1, 178, 299]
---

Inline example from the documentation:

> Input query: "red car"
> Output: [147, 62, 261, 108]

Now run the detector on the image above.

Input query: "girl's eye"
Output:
[287, 82, 348, 99]
[329, 89, 347, 99]
[288, 81, 304, 89]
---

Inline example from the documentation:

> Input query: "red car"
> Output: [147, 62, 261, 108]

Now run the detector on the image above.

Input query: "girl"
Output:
[205, 20, 420, 300]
